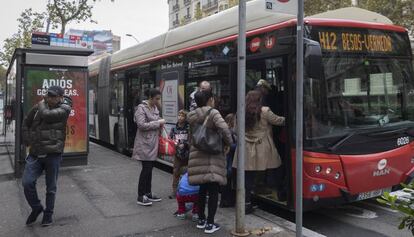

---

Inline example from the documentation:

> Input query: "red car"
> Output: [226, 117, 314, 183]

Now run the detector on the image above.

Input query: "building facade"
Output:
[168, 0, 245, 29]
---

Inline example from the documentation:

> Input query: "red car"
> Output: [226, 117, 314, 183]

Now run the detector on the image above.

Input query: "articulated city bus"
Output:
[88, 0, 414, 210]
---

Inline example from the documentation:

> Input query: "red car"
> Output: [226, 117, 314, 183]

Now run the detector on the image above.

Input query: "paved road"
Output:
[305, 200, 412, 237]
[261, 198, 412, 237]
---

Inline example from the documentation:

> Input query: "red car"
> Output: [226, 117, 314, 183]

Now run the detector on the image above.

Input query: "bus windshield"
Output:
[304, 56, 414, 149]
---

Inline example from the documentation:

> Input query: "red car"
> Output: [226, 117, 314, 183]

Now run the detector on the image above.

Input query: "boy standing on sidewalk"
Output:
[169, 110, 190, 199]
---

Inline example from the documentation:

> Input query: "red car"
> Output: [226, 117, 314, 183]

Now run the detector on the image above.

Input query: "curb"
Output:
[254, 209, 326, 237]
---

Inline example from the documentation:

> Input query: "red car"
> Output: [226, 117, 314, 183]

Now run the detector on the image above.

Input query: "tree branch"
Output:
[67, 0, 89, 22]
[53, 0, 64, 20]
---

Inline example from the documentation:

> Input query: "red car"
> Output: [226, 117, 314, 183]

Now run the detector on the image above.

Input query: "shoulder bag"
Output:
[191, 108, 223, 154]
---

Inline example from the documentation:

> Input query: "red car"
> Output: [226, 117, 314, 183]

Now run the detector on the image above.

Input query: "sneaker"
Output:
[176, 213, 186, 220]
[26, 207, 43, 226]
[191, 213, 199, 222]
[196, 218, 206, 229]
[204, 223, 221, 234]
[137, 195, 153, 206]
[146, 193, 162, 202]
[41, 213, 53, 227]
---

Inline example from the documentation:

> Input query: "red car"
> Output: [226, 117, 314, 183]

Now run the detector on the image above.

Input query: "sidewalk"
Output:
[0, 143, 323, 237]
[0, 141, 13, 181]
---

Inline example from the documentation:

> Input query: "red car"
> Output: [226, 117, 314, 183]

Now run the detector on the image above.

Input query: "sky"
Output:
[0, 0, 170, 50]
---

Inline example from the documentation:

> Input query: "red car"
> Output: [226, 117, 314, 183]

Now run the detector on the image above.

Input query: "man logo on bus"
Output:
[373, 159, 390, 177]
[377, 159, 387, 170]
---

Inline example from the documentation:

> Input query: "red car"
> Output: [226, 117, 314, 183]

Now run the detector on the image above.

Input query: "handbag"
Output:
[191, 108, 223, 154]
[159, 127, 176, 156]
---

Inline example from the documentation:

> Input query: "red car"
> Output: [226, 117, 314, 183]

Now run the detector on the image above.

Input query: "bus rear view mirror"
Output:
[304, 39, 322, 79]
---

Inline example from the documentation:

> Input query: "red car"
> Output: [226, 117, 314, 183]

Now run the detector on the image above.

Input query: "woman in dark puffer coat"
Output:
[187, 90, 232, 234]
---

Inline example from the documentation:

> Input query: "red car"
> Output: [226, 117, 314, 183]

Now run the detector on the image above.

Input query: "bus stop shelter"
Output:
[5, 47, 93, 177]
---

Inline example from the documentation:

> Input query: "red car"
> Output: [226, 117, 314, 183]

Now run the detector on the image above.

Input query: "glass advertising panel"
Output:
[5, 60, 17, 156]
[24, 67, 88, 154]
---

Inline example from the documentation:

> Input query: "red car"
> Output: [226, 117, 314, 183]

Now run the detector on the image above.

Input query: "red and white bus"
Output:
[88, 0, 414, 210]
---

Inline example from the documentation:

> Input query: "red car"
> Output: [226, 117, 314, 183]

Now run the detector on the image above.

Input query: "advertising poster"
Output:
[158, 67, 185, 164]
[162, 79, 178, 124]
[24, 67, 87, 154]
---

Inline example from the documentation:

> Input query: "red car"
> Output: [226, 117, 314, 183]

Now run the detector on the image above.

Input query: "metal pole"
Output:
[234, 0, 247, 235]
[296, 0, 304, 236]
[15, 50, 23, 178]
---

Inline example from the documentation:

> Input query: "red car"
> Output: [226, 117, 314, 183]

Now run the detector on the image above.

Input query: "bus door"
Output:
[245, 55, 290, 205]
[108, 71, 126, 151]
[125, 67, 155, 152]
[88, 76, 98, 138]
[185, 60, 232, 115]
[125, 69, 141, 152]
[97, 57, 111, 144]
[115, 72, 126, 152]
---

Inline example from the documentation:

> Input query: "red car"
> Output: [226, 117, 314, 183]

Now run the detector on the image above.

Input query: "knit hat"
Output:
[47, 86, 64, 96]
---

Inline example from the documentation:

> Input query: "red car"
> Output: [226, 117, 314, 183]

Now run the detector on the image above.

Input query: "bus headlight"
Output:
[334, 172, 341, 179]
[326, 167, 332, 174]
[315, 165, 321, 173]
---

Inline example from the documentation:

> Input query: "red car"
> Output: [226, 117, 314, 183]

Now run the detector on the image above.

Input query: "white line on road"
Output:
[338, 205, 378, 219]
[360, 200, 399, 213]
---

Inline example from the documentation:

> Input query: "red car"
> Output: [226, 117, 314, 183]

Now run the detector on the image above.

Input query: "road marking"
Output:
[360, 200, 398, 213]
[338, 205, 378, 219]
[390, 189, 412, 202]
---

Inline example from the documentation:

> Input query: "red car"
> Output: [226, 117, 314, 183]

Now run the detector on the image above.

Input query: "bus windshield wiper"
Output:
[328, 132, 356, 152]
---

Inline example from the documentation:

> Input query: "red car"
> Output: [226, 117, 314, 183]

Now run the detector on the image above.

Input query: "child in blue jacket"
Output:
[175, 172, 199, 221]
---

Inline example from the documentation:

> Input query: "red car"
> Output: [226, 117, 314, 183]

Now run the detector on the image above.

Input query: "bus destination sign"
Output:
[318, 31, 392, 53]
[311, 26, 412, 57]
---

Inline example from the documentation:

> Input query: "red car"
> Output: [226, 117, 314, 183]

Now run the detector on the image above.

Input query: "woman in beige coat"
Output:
[187, 90, 232, 234]
[233, 90, 285, 213]
[133, 89, 165, 206]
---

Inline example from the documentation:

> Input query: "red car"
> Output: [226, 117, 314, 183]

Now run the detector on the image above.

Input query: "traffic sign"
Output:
[265, 0, 297, 15]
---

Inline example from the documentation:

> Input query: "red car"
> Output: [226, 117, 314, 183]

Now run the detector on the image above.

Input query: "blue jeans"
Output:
[22, 154, 62, 215]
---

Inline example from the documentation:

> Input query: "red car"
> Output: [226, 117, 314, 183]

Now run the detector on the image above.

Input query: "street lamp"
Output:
[126, 34, 139, 43]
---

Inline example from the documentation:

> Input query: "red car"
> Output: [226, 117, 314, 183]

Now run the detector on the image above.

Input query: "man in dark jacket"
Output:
[22, 86, 72, 226]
